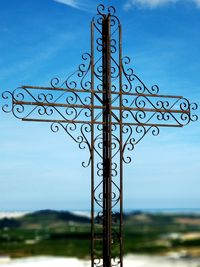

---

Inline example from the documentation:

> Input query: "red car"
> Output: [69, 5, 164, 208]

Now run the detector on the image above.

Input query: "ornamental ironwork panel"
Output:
[2, 4, 198, 267]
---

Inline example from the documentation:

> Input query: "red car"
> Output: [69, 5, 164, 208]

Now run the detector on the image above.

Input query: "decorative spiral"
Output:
[94, 180, 104, 208]
[51, 53, 91, 91]
[50, 122, 91, 168]
[190, 103, 198, 122]
[2, 91, 13, 113]
[121, 56, 160, 95]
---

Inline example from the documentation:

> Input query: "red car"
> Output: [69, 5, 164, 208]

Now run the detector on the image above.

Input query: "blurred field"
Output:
[0, 210, 200, 259]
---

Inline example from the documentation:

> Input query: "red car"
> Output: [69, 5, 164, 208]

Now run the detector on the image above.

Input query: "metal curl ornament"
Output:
[190, 103, 198, 122]
[122, 125, 135, 164]
[50, 122, 91, 168]
[96, 4, 116, 16]
[2, 91, 13, 113]
[51, 52, 91, 91]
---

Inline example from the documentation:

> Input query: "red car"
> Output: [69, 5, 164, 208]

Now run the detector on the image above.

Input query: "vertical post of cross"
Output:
[102, 14, 112, 267]
[90, 20, 95, 267]
[119, 23, 123, 267]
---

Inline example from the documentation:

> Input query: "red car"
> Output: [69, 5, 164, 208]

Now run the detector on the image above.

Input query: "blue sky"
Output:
[0, 0, 199, 211]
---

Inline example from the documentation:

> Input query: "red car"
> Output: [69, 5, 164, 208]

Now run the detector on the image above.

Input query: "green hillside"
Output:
[0, 210, 200, 258]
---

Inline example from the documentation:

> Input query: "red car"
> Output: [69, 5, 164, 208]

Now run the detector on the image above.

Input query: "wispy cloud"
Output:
[193, 0, 200, 7]
[124, 0, 200, 10]
[124, 0, 178, 10]
[53, 0, 91, 11]
[54, 0, 78, 8]
[0, 32, 79, 84]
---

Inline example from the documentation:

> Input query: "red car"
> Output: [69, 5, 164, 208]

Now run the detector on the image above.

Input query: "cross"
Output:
[2, 4, 197, 267]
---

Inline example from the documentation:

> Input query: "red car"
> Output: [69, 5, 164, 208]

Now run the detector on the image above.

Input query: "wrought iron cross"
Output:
[2, 4, 197, 267]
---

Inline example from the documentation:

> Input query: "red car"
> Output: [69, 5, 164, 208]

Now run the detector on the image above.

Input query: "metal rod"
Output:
[119, 23, 123, 267]
[14, 101, 189, 114]
[21, 85, 183, 99]
[112, 107, 189, 114]
[21, 85, 97, 93]
[13, 101, 105, 110]
[102, 15, 112, 267]
[21, 118, 184, 128]
[91, 20, 95, 267]
[130, 93, 183, 99]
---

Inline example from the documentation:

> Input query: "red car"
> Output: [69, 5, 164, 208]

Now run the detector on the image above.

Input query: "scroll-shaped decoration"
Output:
[51, 53, 92, 91]
[122, 56, 160, 94]
[122, 125, 159, 164]
[93, 5, 120, 94]
[51, 122, 92, 168]
[122, 94, 198, 127]
[2, 86, 94, 122]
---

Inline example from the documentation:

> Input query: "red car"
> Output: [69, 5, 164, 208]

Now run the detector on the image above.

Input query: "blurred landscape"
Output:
[0, 209, 200, 262]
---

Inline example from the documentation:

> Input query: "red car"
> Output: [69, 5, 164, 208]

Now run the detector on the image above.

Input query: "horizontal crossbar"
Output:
[21, 85, 183, 99]
[21, 118, 183, 128]
[14, 100, 190, 114]
[112, 106, 189, 114]
[14, 101, 104, 110]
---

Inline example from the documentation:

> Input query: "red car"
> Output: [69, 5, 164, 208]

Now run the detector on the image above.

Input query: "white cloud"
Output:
[124, 0, 178, 10]
[53, 0, 89, 11]
[124, 0, 200, 10]
[0, 32, 79, 83]
[193, 0, 200, 7]
[54, 0, 78, 8]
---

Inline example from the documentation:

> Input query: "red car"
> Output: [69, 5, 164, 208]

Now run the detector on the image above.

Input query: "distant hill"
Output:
[1, 210, 200, 230]
[0, 210, 90, 230]
[0, 210, 200, 258]
[22, 210, 90, 223]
